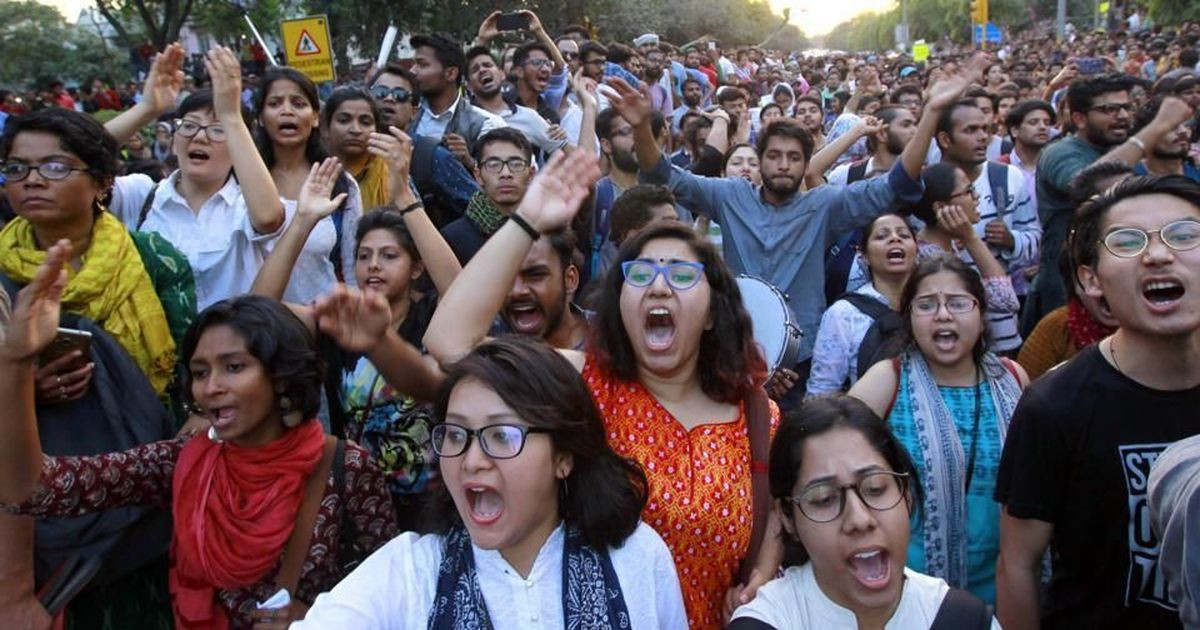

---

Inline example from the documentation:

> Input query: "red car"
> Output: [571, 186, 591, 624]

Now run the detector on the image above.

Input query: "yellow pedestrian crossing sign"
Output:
[281, 15, 334, 83]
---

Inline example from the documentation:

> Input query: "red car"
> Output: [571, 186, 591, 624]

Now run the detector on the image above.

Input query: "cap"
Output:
[899, 66, 919, 78]
[633, 33, 660, 48]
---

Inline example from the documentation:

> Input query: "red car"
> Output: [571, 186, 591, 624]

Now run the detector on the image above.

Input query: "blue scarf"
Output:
[427, 524, 631, 629]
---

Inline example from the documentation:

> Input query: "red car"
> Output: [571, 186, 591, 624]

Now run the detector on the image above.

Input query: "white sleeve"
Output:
[293, 532, 440, 630]
[340, 177, 363, 288]
[650, 527, 688, 630]
[1005, 165, 1041, 267]
[108, 173, 157, 228]
[806, 302, 856, 396]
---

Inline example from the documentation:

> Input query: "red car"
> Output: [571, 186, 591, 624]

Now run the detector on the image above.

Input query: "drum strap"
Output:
[739, 387, 772, 584]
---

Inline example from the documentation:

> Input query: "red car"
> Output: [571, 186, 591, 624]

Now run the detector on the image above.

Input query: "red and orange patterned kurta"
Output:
[583, 356, 779, 630]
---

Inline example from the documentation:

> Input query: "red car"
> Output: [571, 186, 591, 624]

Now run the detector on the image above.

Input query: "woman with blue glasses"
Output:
[414, 150, 783, 629]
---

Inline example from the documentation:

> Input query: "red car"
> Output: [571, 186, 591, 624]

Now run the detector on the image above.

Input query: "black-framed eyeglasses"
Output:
[789, 471, 909, 523]
[1101, 219, 1200, 258]
[479, 157, 530, 174]
[370, 85, 416, 103]
[911, 294, 979, 317]
[175, 119, 227, 142]
[1088, 102, 1135, 116]
[524, 58, 554, 69]
[950, 186, 979, 200]
[431, 422, 551, 459]
[621, 260, 706, 290]
[562, 51, 580, 61]
[0, 160, 90, 182]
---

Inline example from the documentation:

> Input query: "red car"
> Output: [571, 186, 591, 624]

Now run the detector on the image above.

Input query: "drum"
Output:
[736, 275, 803, 378]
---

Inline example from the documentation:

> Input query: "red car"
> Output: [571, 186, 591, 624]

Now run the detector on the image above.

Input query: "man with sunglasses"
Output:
[996, 175, 1200, 630]
[368, 62, 479, 223]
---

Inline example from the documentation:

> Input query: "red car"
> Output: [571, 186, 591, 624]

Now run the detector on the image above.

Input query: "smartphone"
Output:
[496, 12, 530, 32]
[38, 327, 93, 371]
[1075, 57, 1105, 75]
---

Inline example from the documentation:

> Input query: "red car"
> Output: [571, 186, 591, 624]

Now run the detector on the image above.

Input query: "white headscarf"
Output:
[1149, 434, 1200, 630]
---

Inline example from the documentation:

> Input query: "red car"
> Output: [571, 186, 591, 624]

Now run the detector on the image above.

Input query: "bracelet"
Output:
[508, 212, 540, 240]
[398, 201, 424, 215]
[1128, 136, 1146, 153]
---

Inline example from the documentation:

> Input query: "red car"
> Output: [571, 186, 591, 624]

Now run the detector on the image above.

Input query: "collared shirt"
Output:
[295, 522, 687, 630]
[479, 95, 567, 155]
[110, 172, 283, 310]
[641, 155, 924, 361]
[414, 92, 506, 140]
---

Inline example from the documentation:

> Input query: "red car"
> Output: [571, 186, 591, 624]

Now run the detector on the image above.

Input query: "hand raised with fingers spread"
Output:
[204, 46, 244, 122]
[855, 115, 886, 137]
[296, 158, 348, 221]
[143, 42, 185, 115]
[605, 77, 653, 128]
[2, 240, 71, 363]
[313, 285, 394, 353]
[513, 150, 601, 234]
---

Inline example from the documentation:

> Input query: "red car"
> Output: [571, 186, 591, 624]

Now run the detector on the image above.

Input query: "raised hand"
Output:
[520, 10, 547, 37]
[312, 285, 394, 353]
[572, 69, 598, 112]
[854, 115, 886, 137]
[142, 42, 185, 115]
[476, 11, 501, 44]
[1153, 96, 1195, 132]
[925, 54, 988, 113]
[367, 126, 414, 202]
[204, 46, 243, 122]
[514, 149, 601, 233]
[296, 158, 348, 221]
[1, 240, 71, 363]
[605, 76, 652, 128]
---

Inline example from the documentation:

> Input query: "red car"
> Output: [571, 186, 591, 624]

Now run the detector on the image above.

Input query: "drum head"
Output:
[736, 276, 790, 372]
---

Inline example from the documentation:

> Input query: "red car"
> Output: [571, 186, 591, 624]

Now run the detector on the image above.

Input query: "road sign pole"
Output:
[243, 13, 279, 66]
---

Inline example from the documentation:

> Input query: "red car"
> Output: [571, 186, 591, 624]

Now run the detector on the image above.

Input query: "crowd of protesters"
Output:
[0, 6, 1199, 630]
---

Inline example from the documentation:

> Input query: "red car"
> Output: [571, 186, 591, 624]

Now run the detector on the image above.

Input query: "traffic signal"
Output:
[970, 0, 989, 25]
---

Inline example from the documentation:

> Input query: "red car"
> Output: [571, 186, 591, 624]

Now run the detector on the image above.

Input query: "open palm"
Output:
[2, 241, 71, 362]
[313, 286, 393, 353]
[515, 150, 601, 233]
[297, 158, 347, 220]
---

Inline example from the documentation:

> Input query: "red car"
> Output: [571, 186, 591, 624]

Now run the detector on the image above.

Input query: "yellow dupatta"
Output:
[0, 212, 176, 392]
[351, 155, 392, 210]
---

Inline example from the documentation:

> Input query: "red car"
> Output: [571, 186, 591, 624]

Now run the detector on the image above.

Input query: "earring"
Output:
[558, 477, 570, 507]
[279, 395, 303, 427]
[207, 426, 223, 443]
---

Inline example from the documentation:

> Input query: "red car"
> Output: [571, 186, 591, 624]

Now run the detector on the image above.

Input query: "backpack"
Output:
[985, 161, 1011, 221]
[839, 292, 907, 380]
[410, 135, 456, 227]
[823, 160, 872, 305]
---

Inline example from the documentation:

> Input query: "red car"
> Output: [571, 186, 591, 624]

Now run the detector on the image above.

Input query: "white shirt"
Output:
[806, 283, 890, 396]
[494, 102, 567, 155]
[109, 172, 284, 310]
[295, 522, 687, 630]
[731, 563, 1001, 629]
[274, 178, 362, 305]
[415, 93, 507, 140]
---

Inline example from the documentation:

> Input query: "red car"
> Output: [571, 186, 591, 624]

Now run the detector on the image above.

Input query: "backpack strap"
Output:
[838, 291, 892, 321]
[986, 161, 1010, 222]
[929, 587, 993, 630]
[275, 436, 337, 597]
[410, 136, 440, 196]
[331, 438, 364, 572]
[739, 387, 772, 584]
[1000, 357, 1023, 386]
[136, 182, 161, 231]
[846, 159, 870, 184]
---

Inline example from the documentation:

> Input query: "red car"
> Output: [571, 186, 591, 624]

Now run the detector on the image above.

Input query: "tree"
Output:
[1150, 0, 1200, 24]
[93, 0, 199, 50]
[0, 1, 130, 88]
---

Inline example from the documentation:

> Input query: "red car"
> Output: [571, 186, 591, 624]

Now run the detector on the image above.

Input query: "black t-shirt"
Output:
[995, 345, 1200, 629]
[441, 217, 488, 265]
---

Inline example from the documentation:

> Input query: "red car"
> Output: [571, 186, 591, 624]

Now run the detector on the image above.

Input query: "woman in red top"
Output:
[418, 150, 782, 629]
[0, 243, 397, 629]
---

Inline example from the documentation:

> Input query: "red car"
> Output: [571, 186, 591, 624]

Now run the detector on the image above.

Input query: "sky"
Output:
[43, 0, 894, 38]
[768, 0, 899, 36]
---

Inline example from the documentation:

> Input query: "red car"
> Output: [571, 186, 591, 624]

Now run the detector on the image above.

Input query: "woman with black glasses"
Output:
[849, 256, 1029, 603]
[296, 336, 686, 629]
[729, 396, 1000, 629]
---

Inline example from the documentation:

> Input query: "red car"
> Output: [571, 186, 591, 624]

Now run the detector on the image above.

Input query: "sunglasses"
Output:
[370, 85, 416, 103]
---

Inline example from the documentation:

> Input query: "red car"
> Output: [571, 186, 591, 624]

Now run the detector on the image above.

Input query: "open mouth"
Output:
[1143, 279, 1185, 306]
[847, 548, 891, 590]
[363, 276, 387, 290]
[506, 301, 544, 334]
[885, 248, 907, 263]
[186, 149, 211, 162]
[932, 330, 959, 351]
[466, 484, 503, 525]
[277, 121, 300, 134]
[205, 406, 236, 431]
[644, 307, 676, 351]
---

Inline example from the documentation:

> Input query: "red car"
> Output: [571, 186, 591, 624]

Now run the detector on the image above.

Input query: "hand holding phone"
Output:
[38, 327, 92, 371]
[496, 12, 531, 32]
